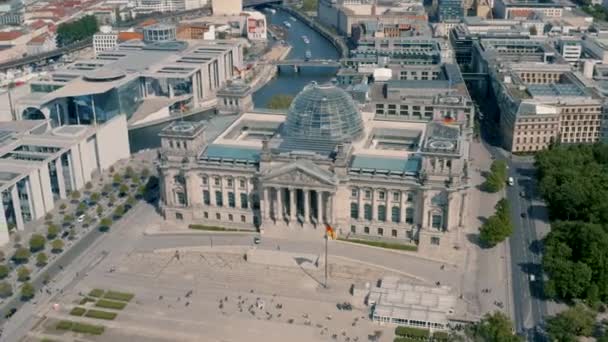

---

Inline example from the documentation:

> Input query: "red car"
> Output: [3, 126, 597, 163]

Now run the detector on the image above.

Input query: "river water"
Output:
[128, 7, 340, 152]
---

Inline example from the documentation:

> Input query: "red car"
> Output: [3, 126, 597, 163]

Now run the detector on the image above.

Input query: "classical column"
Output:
[262, 187, 270, 220]
[55, 159, 66, 199]
[420, 192, 429, 229]
[276, 187, 283, 221]
[371, 190, 377, 221]
[400, 191, 406, 224]
[316, 191, 323, 224]
[209, 186, 216, 207]
[235, 190, 242, 209]
[289, 188, 296, 222]
[331, 194, 337, 225]
[303, 189, 310, 223]
[459, 192, 468, 227]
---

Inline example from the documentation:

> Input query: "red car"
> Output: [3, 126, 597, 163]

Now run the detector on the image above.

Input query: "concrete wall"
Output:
[95, 115, 131, 171]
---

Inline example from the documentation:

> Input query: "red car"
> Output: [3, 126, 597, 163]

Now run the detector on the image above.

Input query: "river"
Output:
[128, 7, 340, 152]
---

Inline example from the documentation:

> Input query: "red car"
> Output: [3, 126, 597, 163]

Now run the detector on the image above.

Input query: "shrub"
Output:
[16, 266, 30, 282]
[104, 290, 134, 302]
[96, 204, 103, 217]
[0, 265, 9, 279]
[29, 234, 46, 252]
[69, 307, 86, 316]
[0, 281, 12, 298]
[71, 190, 81, 201]
[88, 289, 105, 297]
[59, 203, 67, 211]
[433, 331, 449, 341]
[79, 297, 96, 305]
[112, 173, 122, 185]
[51, 239, 64, 253]
[90, 192, 101, 202]
[85, 309, 117, 320]
[339, 238, 418, 252]
[85, 181, 93, 190]
[95, 299, 126, 310]
[12, 247, 30, 263]
[47, 224, 59, 239]
[36, 253, 48, 267]
[56, 320, 72, 330]
[20, 282, 34, 300]
[45, 213, 53, 221]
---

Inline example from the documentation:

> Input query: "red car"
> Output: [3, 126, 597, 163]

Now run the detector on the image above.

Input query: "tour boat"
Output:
[290, 16, 297, 21]
[305, 50, 312, 60]
[283, 21, 291, 28]
[302, 35, 310, 44]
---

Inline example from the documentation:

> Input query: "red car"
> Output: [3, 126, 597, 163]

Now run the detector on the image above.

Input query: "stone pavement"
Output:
[462, 140, 512, 318]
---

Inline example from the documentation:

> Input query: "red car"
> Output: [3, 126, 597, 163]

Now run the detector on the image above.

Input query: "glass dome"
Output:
[284, 82, 364, 143]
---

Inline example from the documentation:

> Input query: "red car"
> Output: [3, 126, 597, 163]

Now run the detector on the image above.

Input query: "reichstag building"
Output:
[158, 82, 471, 251]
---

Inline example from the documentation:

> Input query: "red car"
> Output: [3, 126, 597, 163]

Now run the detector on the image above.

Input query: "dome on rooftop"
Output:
[284, 82, 364, 143]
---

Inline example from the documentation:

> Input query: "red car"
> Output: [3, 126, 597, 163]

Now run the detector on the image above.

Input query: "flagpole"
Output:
[324, 232, 328, 288]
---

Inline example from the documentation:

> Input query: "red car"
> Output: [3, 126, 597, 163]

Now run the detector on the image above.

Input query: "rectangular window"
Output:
[350, 202, 359, 219]
[364, 204, 372, 220]
[432, 214, 442, 229]
[406, 207, 414, 224]
[241, 215, 246, 222]
[378, 227, 384, 236]
[351, 188, 358, 198]
[393, 192, 400, 201]
[391, 229, 397, 237]
[378, 205, 386, 222]
[365, 190, 371, 199]
[203, 190, 210, 205]
[378, 191, 385, 200]
[228, 214, 233, 221]
[391, 206, 400, 223]
[202, 177, 208, 185]
[214, 177, 221, 186]
[240, 179, 246, 188]
[364, 226, 370, 234]
[215, 191, 223, 207]
[240, 193, 248, 209]
[227, 179, 233, 187]
[228, 192, 235, 208]
[351, 225, 356, 233]
[176, 192, 186, 206]
[407, 192, 414, 202]
[216, 213, 221, 220]
[204, 211, 208, 218]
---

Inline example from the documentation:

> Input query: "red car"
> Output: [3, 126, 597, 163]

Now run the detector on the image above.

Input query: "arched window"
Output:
[350, 202, 358, 219]
[391, 206, 400, 223]
[22, 107, 45, 120]
[406, 207, 414, 224]
[364, 204, 372, 220]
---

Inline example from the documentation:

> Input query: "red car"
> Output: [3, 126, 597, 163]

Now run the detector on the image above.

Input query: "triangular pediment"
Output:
[262, 160, 338, 187]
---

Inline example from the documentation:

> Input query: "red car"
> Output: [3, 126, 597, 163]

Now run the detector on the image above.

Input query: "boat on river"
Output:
[302, 35, 310, 44]
[290, 16, 297, 21]
[305, 50, 312, 60]
[283, 21, 291, 28]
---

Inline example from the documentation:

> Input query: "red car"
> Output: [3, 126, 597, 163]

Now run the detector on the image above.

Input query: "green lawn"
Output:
[338, 238, 418, 252]
[56, 320, 105, 335]
[95, 299, 127, 310]
[85, 309, 117, 320]
[79, 297, 96, 305]
[69, 307, 86, 316]
[103, 290, 134, 302]
[88, 289, 105, 298]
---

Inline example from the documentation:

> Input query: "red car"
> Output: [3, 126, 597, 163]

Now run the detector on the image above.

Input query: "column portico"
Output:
[276, 187, 283, 221]
[316, 191, 322, 224]
[303, 189, 310, 223]
[289, 188, 296, 222]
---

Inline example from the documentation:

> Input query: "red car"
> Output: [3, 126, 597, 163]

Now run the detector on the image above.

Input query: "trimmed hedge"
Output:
[188, 224, 249, 232]
[339, 238, 418, 252]
[56, 320, 105, 335]
[85, 309, 117, 320]
[88, 289, 105, 298]
[79, 297, 96, 305]
[394, 338, 421, 342]
[95, 299, 127, 310]
[433, 331, 449, 341]
[69, 307, 86, 316]
[103, 290, 134, 302]
[395, 326, 430, 339]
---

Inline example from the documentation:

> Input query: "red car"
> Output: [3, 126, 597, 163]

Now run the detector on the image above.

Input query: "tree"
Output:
[546, 304, 595, 342]
[137, 185, 146, 198]
[68, 228, 76, 240]
[108, 194, 116, 206]
[90, 192, 101, 203]
[468, 312, 522, 342]
[77, 202, 87, 214]
[113, 205, 125, 218]
[0, 282, 12, 298]
[16, 266, 30, 282]
[85, 181, 93, 190]
[51, 239, 64, 253]
[141, 167, 150, 179]
[63, 214, 74, 225]
[126, 195, 136, 208]
[113, 173, 122, 185]
[56, 15, 99, 47]
[0, 265, 9, 279]
[99, 217, 112, 232]
[529, 25, 538, 35]
[96, 204, 104, 217]
[71, 190, 81, 201]
[13, 247, 30, 263]
[45, 213, 53, 221]
[302, 0, 318, 11]
[267, 94, 294, 110]
[102, 184, 112, 195]
[59, 203, 67, 211]
[119, 184, 129, 196]
[0, 250, 5, 262]
[20, 282, 34, 301]
[479, 199, 513, 247]
[483, 160, 508, 193]
[47, 224, 59, 239]
[36, 252, 48, 267]
[29, 234, 46, 252]
[125, 166, 135, 179]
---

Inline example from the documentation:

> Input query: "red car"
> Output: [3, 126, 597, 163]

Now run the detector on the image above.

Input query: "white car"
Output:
[77, 215, 85, 223]
[507, 177, 515, 186]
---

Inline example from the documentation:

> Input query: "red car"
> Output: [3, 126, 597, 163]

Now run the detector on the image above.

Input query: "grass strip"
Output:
[189, 224, 250, 232]
[95, 299, 126, 310]
[85, 309, 117, 320]
[56, 320, 105, 335]
[88, 289, 105, 298]
[69, 307, 85, 316]
[103, 290, 134, 302]
[338, 238, 418, 251]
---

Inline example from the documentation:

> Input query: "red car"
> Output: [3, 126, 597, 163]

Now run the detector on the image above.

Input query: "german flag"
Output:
[325, 224, 337, 240]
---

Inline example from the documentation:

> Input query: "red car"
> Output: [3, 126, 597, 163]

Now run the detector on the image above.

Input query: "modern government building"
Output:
[158, 81, 472, 251]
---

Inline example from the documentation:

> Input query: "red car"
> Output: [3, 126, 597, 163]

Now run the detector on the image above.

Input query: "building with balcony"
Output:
[158, 82, 471, 252]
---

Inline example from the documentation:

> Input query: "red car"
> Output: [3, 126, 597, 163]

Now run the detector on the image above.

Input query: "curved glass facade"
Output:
[284, 82, 364, 143]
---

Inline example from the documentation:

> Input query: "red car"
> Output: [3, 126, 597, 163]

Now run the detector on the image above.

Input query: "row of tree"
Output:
[56, 15, 99, 48]
[483, 160, 508, 193]
[479, 198, 513, 247]
[536, 144, 608, 303]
